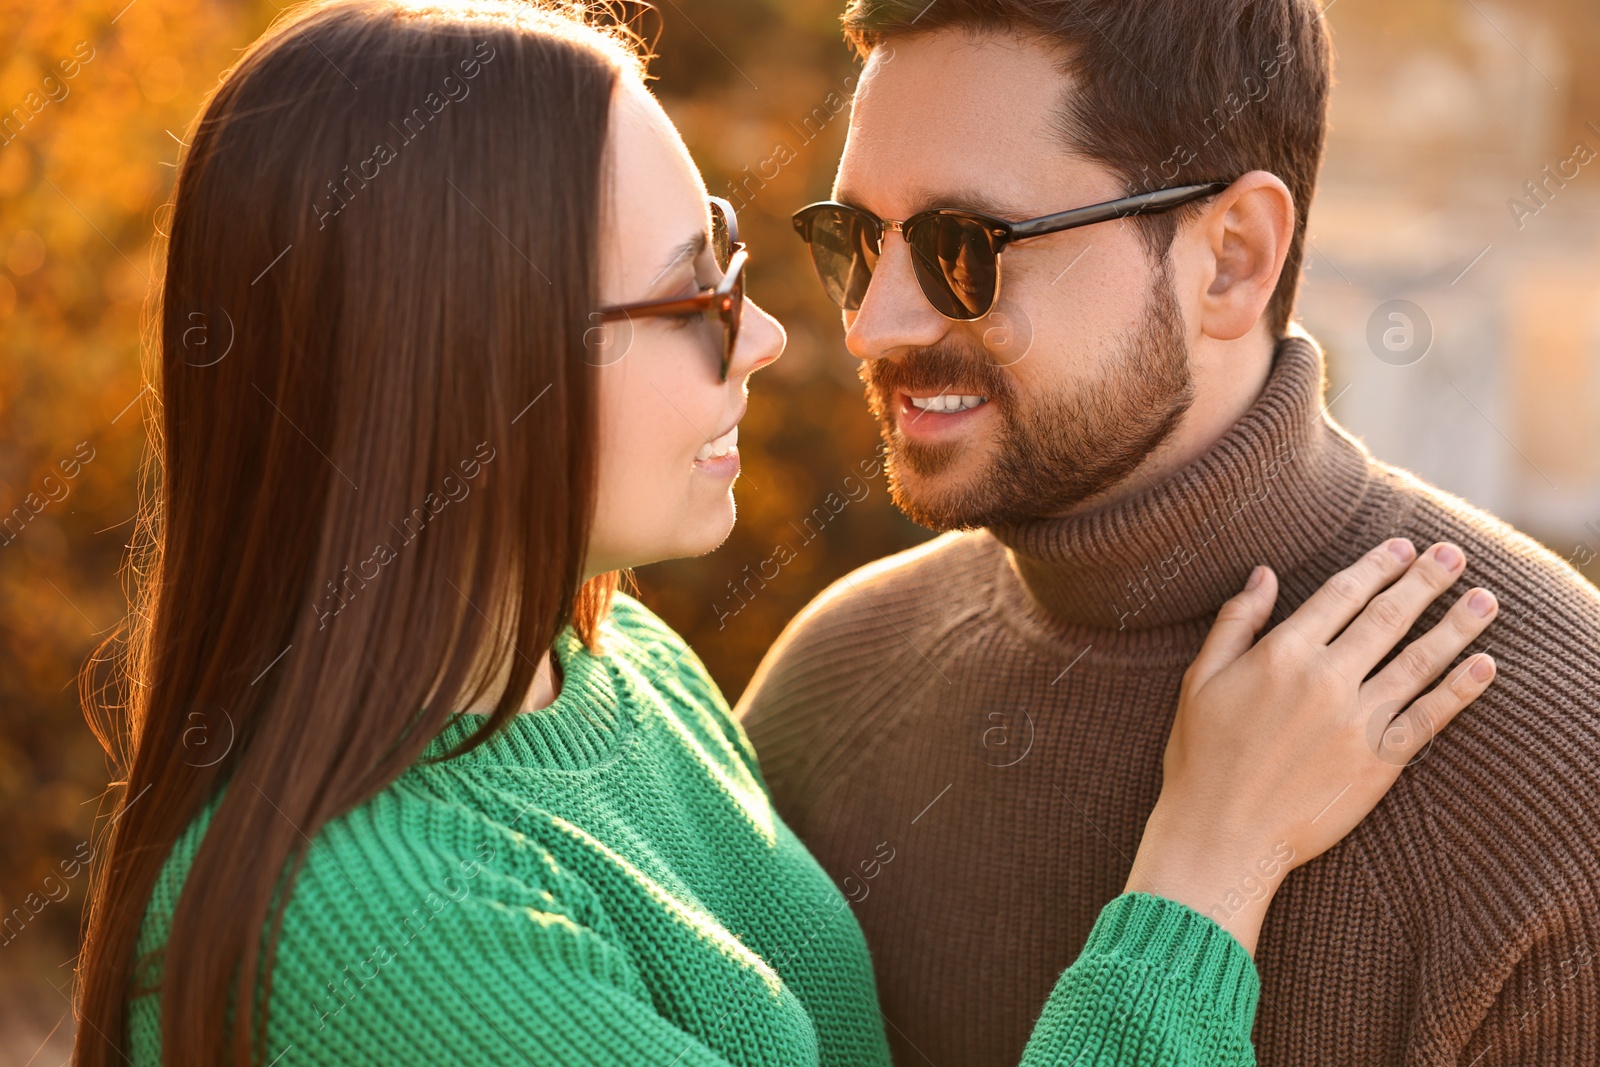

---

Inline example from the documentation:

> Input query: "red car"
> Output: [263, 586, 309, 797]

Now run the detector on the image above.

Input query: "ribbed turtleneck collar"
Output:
[989, 332, 1376, 632]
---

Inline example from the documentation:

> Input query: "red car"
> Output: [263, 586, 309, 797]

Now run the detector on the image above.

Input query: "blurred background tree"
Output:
[3, 0, 1599, 1060]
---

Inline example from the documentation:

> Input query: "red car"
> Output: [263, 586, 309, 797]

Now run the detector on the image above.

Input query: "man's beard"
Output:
[862, 259, 1195, 531]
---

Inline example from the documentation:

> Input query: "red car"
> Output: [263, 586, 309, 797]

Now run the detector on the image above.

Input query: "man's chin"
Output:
[883, 440, 1005, 531]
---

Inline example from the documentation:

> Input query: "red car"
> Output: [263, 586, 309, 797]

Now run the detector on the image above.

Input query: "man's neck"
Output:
[990, 331, 1374, 631]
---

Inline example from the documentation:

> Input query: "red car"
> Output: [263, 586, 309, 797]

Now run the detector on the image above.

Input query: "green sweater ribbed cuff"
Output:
[1081, 891, 1261, 1032]
[1017, 895, 1267, 1067]
[1021, 891, 1259, 1065]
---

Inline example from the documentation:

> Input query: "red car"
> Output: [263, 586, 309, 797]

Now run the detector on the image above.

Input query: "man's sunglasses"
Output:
[600, 195, 745, 381]
[791, 181, 1231, 321]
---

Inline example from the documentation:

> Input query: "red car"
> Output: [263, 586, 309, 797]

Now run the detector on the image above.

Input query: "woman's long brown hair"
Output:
[73, 3, 642, 1062]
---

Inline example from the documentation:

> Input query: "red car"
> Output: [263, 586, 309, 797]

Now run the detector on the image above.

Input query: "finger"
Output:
[1188, 565, 1279, 685]
[1378, 653, 1495, 764]
[1284, 538, 1417, 644]
[1329, 542, 1468, 677]
[1361, 586, 1498, 706]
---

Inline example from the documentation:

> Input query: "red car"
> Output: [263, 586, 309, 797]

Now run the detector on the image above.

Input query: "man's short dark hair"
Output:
[842, 0, 1332, 338]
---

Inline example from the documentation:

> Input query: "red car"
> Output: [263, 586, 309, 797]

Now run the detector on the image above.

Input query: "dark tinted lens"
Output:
[906, 214, 998, 319]
[723, 263, 744, 377]
[711, 201, 733, 273]
[803, 207, 878, 310]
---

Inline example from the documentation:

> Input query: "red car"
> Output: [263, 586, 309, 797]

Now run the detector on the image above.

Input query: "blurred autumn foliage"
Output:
[1, 0, 258, 1048]
[0, 0, 924, 1053]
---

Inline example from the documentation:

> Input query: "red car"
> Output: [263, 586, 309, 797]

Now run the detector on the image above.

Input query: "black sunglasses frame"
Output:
[599, 195, 746, 381]
[792, 181, 1232, 320]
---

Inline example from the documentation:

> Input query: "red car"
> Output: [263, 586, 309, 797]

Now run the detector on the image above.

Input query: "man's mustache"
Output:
[861, 344, 1016, 404]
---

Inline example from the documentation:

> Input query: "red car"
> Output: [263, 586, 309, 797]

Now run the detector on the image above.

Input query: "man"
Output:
[736, 1, 1600, 1064]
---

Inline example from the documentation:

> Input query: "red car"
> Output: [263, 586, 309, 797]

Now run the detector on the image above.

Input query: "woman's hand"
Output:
[1125, 538, 1499, 956]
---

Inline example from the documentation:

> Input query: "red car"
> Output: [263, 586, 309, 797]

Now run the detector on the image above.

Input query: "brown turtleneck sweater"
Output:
[736, 333, 1600, 1067]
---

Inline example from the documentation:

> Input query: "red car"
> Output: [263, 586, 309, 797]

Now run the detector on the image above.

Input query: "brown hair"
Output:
[73, 2, 644, 1063]
[841, 0, 1332, 338]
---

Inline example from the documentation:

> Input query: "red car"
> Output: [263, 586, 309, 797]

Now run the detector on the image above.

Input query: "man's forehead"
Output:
[849, 28, 1072, 131]
[832, 125, 1107, 221]
[836, 33, 1086, 217]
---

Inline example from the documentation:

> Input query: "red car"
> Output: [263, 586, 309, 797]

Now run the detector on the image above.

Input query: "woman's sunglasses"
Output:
[600, 195, 745, 381]
[791, 181, 1231, 321]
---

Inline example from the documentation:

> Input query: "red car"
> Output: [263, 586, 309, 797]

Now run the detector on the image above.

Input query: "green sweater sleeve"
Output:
[279, 885, 1254, 1067]
[289, 888, 1256, 1067]
[1020, 892, 1260, 1066]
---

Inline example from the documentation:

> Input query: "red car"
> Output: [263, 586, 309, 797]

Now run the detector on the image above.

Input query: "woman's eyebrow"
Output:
[647, 230, 708, 291]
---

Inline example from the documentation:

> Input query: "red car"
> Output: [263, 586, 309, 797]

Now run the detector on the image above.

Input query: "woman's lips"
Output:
[693, 416, 741, 478]
[695, 423, 738, 462]
[692, 446, 739, 478]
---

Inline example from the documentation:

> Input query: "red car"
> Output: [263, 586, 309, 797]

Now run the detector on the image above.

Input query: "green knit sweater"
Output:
[128, 594, 1259, 1065]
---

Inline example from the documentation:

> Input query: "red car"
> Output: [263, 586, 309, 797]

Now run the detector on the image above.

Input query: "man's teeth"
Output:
[695, 425, 738, 461]
[909, 394, 988, 413]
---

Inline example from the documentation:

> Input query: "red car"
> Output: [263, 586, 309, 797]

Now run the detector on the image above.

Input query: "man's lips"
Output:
[894, 389, 994, 440]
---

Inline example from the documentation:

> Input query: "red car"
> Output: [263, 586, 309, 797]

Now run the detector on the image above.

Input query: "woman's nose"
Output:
[727, 297, 786, 381]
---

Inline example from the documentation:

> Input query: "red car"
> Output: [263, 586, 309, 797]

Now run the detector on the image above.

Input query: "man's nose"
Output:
[844, 231, 954, 364]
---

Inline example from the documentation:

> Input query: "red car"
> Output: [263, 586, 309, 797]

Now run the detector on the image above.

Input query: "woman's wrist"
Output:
[1125, 805, 1289, 957]
[1122, 865, 1273, 957]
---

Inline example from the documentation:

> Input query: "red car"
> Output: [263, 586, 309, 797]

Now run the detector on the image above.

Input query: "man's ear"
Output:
[1183, 171, 1295, 342]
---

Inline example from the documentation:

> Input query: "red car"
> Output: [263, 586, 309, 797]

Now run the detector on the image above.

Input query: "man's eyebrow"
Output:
[647, 230, 708, 290]
[910, 187, 1042, 221]
[833, 186, 1039, 222]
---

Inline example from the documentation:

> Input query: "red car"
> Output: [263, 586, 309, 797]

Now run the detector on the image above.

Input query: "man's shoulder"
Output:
[1374, 459, 1600, 749]
[1375, 459, 1600, 636]
[767, 528, 1004, 664]
[734, 530, 1004, 793]
[1366, 462, 1600, 882]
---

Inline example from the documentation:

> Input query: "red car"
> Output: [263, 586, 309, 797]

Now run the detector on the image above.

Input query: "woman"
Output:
[73, 2, 1499, 1064]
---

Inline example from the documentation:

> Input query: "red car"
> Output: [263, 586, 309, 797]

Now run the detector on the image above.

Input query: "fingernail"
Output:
[1387, 538, 1416, 562]
[1468, 589, 1496, 617]
[1434, 543, 1464, 570]
[1246, 565, 1266, 590]
[1470, 654, 1495, 682]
